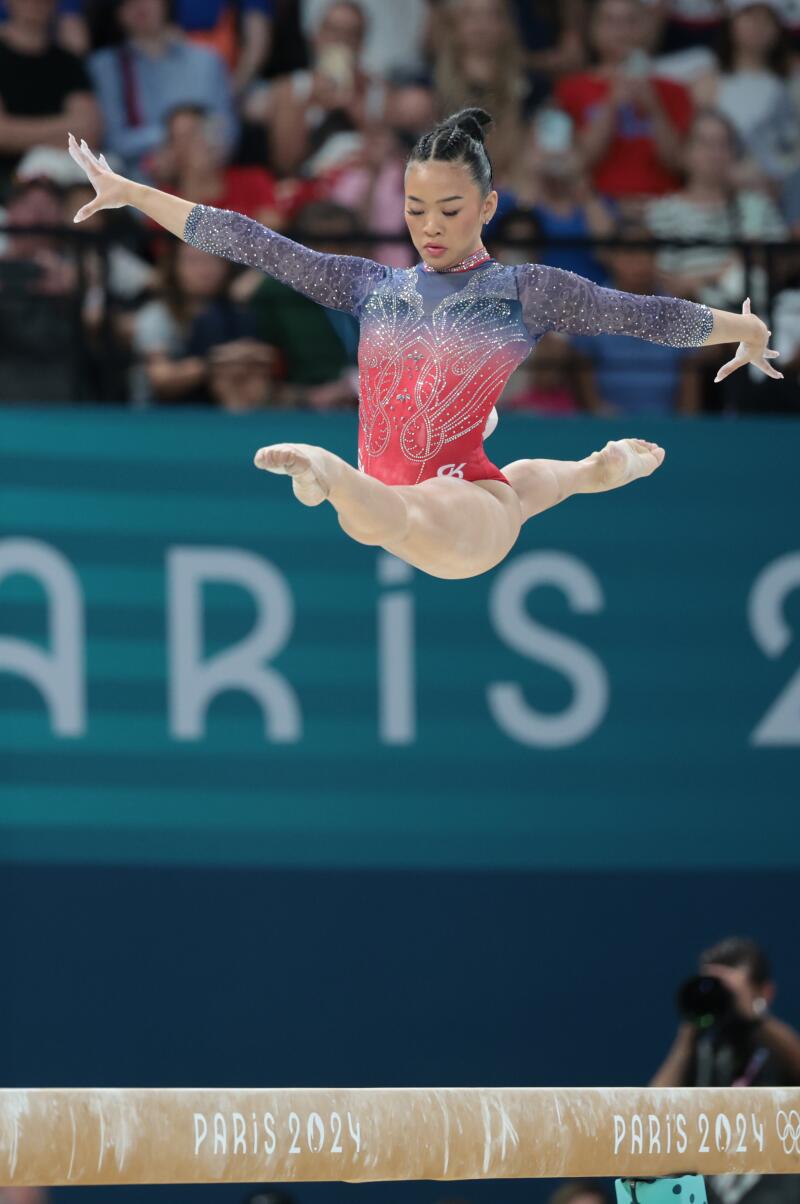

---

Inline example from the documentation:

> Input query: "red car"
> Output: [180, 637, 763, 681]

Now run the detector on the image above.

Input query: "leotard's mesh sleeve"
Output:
[517, 261, 714, 348]
[183, 203, 389, 316]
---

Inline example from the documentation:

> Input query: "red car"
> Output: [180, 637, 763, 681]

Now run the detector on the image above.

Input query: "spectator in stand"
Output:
[300, 0, 430, 81]
[570, 221, 702, 416]
[646, 109, 786, 310]
[502, 332, 581, 415]
[783, 0, 800, 57]
[430, 0, 531, 184]
[764, 282, 800, 412]
[63, 177, 154, 398]
[646, 107, 788, 414]
[0, 1189, 51, 1204]
[547, 1182, 611, 1204]
[264, 1, 392, 176]
[388, 81, 438, 140]
[0, 0, 100, 199]
[555, 0, 693, 212]
[88, 0, 238, 182]
[13, 142, 91, 192]
[490, 209, 543, 272]
[638, 1, 723, 90]
[0, 177, 80, 403]
[651, 937, 800, 1204]
[82, 1, 139, 50]
[657, 0, 725, 55]
[206, 339, 275, 413]
[0, 0, 90, 55]
[0, 147, 152, 399]
[493, 106, 615, 284]
[640, 0, 727, 93]
[489, 208, 541, 267]
[239, 201, 360, 409]
[130, 240, 259, 405]
[10, 148, 154, 320]
[249, 0, 307, 81]
[326, 124, 414, 267]
[691, 1, 800, 199]
[244, 1191, 297, 1204]
[151, 104, 299, 229]
[509, 0, 587, 84]
[173, 0, 275, 98]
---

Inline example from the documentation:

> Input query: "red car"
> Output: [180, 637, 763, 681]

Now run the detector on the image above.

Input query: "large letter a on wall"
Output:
[0, 538, 86, 736]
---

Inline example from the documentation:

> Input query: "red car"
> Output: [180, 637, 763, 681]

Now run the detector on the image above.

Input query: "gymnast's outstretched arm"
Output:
[517, 262, 783, 385]
[68, 134, 388, 316]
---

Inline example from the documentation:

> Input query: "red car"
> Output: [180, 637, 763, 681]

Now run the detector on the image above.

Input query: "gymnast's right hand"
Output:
[68, 133, 129, 222]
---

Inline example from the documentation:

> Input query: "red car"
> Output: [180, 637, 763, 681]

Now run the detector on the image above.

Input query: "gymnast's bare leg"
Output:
[502, 437, 665, 523]
[254, 437, 665, 580]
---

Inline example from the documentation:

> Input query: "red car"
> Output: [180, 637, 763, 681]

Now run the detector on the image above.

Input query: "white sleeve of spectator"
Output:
[132, 301, 179, 357]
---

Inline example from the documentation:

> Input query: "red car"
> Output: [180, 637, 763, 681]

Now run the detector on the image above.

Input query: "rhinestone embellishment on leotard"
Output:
[357, 263, 526, 482]
[182, 203, 717, 488]
[421, 246, 492, 273]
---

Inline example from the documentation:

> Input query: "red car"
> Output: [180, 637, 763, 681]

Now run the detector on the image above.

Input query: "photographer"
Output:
[651, 937, 800, 1204]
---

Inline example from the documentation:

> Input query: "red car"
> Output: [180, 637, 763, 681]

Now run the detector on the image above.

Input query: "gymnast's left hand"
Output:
[714, 297, 783, 385]
[67, 133, 130, 221]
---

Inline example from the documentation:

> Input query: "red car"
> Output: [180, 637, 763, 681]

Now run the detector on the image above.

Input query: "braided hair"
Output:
[407, 108, 494, 196]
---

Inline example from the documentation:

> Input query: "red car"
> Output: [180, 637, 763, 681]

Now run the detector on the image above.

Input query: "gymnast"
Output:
[68, 110, 782, 580]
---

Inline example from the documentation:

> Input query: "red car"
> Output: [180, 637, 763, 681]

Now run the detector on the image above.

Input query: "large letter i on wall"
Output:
[377, 553, 416, 745]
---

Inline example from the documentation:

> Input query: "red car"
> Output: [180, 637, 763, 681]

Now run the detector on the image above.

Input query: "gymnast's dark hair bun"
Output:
[407, 108, 495, 194]
[443, 108, 493, 145]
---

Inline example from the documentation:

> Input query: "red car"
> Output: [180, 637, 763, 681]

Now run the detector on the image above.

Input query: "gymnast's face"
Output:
[404, 160, 497, 271]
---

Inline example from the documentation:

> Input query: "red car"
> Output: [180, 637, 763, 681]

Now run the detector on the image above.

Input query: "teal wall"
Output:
[2, 408, 798, 868]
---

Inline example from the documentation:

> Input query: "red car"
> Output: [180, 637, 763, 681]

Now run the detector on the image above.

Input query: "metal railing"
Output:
[0, 223, 795, 410]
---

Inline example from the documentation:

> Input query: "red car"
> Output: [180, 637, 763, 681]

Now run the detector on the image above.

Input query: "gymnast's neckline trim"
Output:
[420, 246, 492, 273]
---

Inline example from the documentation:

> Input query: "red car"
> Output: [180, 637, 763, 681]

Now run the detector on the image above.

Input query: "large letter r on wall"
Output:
[168, 547, 301, 742]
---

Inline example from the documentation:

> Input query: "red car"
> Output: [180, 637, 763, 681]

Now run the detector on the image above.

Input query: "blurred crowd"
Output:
[0, 1168, 614, 1204]
[0, 0, 799, 416]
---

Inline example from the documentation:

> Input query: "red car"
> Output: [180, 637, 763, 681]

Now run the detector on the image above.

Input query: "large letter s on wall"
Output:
[487, 551, 609, 748]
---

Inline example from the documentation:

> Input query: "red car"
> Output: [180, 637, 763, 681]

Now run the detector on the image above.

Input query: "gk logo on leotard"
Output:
[776, 1110, 800, 1153]
[437, 463, 466, 478]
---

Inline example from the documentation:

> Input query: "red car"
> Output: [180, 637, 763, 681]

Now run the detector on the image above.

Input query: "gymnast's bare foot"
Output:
[254, 443, 333, 506]
[583, 438, 665, 493]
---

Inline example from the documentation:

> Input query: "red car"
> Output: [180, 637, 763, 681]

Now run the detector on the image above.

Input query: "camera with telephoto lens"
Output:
[676, 974, 737, 1030]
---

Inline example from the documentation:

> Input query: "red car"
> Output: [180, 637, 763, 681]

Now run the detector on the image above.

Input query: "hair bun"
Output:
[444, 107, 493, 145]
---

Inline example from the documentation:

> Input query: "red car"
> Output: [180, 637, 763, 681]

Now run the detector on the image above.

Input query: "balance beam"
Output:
[2, 1087, 799, 1186]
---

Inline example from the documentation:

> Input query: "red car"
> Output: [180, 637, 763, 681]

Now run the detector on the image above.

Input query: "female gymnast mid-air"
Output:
[68, 109, 782, 581]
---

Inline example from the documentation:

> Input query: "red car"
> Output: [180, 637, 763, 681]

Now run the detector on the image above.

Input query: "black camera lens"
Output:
[676, 975, 735, 1027]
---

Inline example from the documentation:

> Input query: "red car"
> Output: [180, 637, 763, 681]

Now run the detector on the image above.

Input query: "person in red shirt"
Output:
[149, 103, 316, 230]
[555, 0, 693, 206]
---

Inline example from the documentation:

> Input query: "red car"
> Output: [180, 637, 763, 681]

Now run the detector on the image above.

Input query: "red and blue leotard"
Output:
[184, 204, 714, 487]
